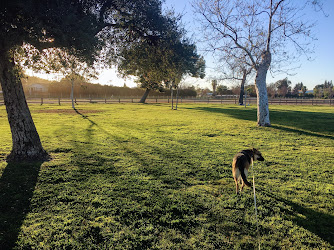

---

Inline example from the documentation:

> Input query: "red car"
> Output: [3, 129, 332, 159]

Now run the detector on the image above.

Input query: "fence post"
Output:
[41, 98, 43, 105]
[58, 97, 61, 105]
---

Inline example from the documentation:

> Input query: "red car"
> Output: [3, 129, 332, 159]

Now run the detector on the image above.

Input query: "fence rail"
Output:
[0, 97, 333, 106]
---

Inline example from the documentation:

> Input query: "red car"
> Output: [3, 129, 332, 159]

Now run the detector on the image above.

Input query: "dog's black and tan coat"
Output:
[232, 148, 264, 194]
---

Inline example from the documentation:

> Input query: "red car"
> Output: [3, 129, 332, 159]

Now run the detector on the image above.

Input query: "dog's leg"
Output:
[240, 181, 245, 192]
[234, 177, 239, 194]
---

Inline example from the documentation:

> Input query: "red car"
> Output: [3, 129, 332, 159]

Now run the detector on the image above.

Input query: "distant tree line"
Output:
[2, 76, 332, 99]
[204, 79, 333, 99]
[265, 79, 333, 98]
[17, 76, 197, 98]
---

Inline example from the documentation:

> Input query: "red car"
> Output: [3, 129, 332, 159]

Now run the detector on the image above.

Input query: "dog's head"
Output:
[252, 148, 264, 161]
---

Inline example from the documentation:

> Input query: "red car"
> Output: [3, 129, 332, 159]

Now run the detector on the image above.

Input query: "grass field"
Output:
[0, 103, 333, 249]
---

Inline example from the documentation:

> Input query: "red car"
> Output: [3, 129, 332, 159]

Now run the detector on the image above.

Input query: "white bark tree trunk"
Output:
[255, 51, 271, 127]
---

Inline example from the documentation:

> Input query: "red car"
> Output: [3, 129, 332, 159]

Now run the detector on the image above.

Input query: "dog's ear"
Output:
[252, 148, 258, 152]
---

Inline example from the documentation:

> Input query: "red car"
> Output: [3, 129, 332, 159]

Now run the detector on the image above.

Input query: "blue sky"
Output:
[162, 0, 334, 90]
[29, 0, 333, 90]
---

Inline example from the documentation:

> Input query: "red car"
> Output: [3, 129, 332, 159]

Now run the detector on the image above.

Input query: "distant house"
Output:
[27, 83, 49, 95]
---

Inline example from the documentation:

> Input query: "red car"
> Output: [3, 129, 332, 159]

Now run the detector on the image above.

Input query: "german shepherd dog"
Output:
[232, 148, 264, 194]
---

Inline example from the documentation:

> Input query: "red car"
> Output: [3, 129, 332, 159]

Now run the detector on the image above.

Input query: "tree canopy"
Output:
[116, 12, 205, 102]
[194, 0, 321, 126]
[0, 0, 173, 161]
[314, 80, 334, 98]
[275, 78, 292, 97]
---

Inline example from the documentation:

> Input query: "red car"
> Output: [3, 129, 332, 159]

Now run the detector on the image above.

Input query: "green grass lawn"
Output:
[0, 103, 333, 249]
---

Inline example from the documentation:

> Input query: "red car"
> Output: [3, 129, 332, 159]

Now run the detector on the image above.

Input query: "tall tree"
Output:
[210, 41, 254, 105]
[275, 78, 291, 97]
[267, 83, 277, 98]
[292, 82, 304, 96]
[314, 80, 334, 98]
[45, 49, 97, 109]
[224, 54, 254, 105]
[117, 13, 205, 103]
[211, 80, 217, 96]
[238, 69, 253, 105]
[194, 0, 321, 126]
[0, 0, 101, 161]
[117, 41, 170, 103]
[292, 82, 307, 96]
[216, 85, 230, 95]
[0, 0, 168, 161]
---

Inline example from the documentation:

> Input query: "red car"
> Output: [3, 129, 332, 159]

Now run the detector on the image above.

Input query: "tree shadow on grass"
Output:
[71, 108, 333, 247]
[270, 125, 334, 140]
[71, 108, 120, 172]
[74, 108, 97, 126]
[0, 161, 43, 249]
[185, 106, 334, 139]
[185, 106, 257, 122]
[259, 189, 334, 246]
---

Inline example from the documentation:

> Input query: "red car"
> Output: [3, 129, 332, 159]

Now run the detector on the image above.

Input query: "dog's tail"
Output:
[240, 168, 252, 187]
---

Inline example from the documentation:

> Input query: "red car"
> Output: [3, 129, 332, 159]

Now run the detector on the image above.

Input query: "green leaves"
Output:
[116, 10, 205, 91]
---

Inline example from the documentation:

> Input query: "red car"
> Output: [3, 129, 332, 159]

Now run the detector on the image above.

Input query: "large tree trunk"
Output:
[139, 88, 150, 103]
[0, 52, 48, 162]
[255, 51, 271, 127]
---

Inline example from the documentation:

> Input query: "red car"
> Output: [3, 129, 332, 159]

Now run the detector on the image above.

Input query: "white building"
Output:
[27, 83, 48, 94]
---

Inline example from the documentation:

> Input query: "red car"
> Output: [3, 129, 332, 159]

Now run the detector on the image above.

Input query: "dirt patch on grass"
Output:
[37, 109, 102, 114]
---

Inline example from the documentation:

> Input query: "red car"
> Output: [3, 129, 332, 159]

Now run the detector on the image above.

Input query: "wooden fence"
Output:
[0, 97, 333, 106]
